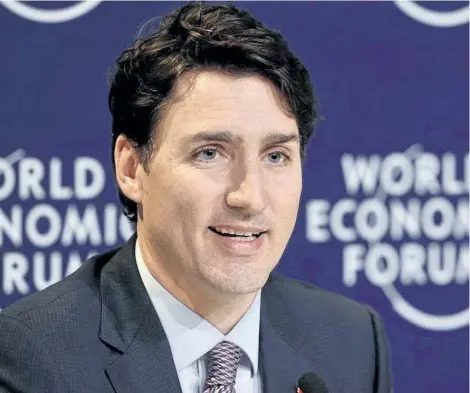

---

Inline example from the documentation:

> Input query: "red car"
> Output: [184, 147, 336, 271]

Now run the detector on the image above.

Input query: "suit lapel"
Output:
[98, 235, 183, 393]
[105, 312, 182, 393]
[260, 318, 316, 393]
[259, 276, 323, 393]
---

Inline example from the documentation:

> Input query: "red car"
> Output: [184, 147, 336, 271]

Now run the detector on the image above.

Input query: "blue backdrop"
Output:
[0, 1, 468, 392]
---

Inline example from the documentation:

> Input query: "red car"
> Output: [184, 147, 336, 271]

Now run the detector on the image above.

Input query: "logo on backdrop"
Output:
[0, 149, 133, 308]
[306, 145, 469, 331]
[394, 0, 470, 28]
[2, 0, 468, 27]
[1, 0, 102, 23]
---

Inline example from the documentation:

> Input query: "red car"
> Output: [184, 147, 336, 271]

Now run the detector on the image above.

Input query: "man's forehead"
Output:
[168, 69, 291, 111]
[155, 69, 300, 146]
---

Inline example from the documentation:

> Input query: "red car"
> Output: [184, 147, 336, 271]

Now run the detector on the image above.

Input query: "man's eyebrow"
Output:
[184, 130, 300, 146]
[261, 132, 299, 146]
[185, 131, 242, 144]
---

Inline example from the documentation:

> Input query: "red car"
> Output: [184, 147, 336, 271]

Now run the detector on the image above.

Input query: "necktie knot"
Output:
[204, 341, 243, 393]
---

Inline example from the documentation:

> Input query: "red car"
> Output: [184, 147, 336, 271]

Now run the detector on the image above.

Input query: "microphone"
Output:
[296, 372, 329, 393]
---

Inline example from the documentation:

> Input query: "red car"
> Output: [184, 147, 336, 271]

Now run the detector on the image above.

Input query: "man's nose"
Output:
[225, 166, 266, 215]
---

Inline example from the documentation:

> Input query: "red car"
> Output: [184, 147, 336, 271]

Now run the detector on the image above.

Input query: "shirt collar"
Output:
[135, 239, 261, 374]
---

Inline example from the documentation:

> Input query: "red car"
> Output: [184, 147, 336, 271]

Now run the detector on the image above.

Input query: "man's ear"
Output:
[114, 135, 143, 204]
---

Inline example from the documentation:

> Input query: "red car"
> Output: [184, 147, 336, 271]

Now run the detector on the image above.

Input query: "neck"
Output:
[136, 230, 257, 334]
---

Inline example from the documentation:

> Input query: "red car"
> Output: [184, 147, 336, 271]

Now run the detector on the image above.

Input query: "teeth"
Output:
[214, 227, 261, 237]
[232, 235, 257, 242]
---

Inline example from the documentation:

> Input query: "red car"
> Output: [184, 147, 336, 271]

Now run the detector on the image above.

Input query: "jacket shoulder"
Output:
[266, 273, 374, 322]
[0, 247, 119, 329]
[265, 274, 392, 391]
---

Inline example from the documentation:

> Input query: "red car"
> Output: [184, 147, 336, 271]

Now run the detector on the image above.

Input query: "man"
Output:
[0, 2, 392, 393]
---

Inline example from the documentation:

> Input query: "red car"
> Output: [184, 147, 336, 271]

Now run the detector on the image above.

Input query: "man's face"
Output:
[136, 70, 302, 295]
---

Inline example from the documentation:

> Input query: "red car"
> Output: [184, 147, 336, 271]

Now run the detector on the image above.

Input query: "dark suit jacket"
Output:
[0, 235, 392, 393]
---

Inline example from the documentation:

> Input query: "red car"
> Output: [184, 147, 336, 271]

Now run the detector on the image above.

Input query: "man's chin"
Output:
[202, 268, 270, 295]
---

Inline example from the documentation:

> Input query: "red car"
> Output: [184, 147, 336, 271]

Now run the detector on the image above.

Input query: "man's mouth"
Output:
[208, 226, 266, 241]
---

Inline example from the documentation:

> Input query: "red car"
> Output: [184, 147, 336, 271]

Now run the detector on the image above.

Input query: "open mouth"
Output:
[208, 226, 266, 241]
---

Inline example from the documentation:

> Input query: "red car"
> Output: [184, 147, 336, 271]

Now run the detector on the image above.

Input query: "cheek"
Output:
[159, 170, 225, 215]
[184, 169, 227, 194]
[268, 172, 302, 218]
[279, 190, 301, 217]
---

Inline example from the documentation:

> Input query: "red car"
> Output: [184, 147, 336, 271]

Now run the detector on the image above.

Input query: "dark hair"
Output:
[108, 1, 319, 222]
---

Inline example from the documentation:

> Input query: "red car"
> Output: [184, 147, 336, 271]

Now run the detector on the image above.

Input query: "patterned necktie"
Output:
[203, 341, 243, 393]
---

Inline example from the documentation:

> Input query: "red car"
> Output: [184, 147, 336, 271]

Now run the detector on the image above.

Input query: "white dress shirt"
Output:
[135, 241, 263, 393]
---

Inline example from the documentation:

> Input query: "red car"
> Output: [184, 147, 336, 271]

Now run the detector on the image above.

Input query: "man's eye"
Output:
[266, 151, 289, 164]
[195, 148, 219, 162]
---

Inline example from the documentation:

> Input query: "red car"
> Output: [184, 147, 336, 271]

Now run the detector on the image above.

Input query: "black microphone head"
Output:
[298, 372, 329, 393]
